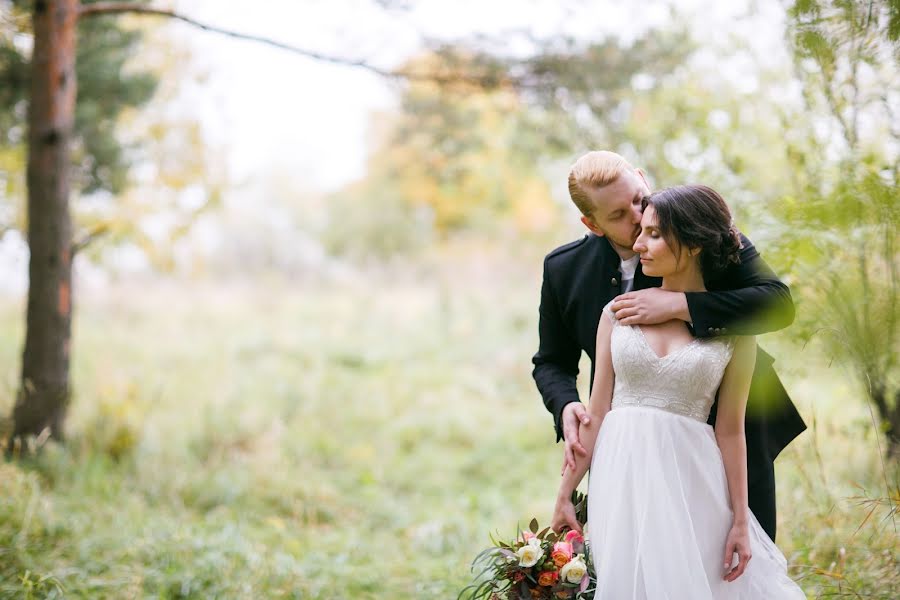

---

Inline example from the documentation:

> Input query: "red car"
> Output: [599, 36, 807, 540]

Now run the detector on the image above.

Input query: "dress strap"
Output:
[602, 300, 618, 325]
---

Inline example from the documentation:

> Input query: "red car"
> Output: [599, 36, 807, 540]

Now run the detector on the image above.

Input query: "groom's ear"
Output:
[634, 168, 652, 191]
[581, 215, 604, 237]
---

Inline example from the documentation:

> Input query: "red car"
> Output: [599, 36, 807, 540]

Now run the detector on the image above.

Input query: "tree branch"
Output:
[77, 2, 513, 89]
[71, 223, 110, 255]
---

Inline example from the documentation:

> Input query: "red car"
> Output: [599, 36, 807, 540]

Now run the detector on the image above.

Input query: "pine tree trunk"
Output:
[9, 0, 78, 449]
[887, 389, 900, 459]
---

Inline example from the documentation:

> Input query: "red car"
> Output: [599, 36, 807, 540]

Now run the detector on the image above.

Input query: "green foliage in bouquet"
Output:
[572, 490, 588, 527]
[459, 491, 595, 600]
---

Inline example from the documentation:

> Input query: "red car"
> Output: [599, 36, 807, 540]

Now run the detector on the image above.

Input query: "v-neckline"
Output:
[633, 325, 700, 361]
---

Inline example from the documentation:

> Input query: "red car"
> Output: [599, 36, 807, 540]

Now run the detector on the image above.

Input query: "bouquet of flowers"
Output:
[459, 491, 595, 600]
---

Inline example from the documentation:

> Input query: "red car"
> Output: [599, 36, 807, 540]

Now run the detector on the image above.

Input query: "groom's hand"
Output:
[612, 288, 690, 326]
[561, 402, 591, 475]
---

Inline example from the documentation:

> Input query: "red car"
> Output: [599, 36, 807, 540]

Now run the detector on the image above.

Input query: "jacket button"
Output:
[707, 327, 714, 334]
[611, 277, 618, 286]
[714, 327, 722, 334]
[721, 327, 728, 333]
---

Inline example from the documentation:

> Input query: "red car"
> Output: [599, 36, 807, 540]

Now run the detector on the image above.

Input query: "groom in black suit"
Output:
[534, 151, 806, 541]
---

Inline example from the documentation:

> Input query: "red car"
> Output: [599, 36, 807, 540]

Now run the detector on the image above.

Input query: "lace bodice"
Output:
[604, 302, 735, 422]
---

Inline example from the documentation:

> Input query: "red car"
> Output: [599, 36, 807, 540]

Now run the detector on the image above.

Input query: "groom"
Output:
[535, 151, 806, 541]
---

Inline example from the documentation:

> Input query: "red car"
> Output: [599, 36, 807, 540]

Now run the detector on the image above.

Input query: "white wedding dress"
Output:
[587, 302, 805, 599]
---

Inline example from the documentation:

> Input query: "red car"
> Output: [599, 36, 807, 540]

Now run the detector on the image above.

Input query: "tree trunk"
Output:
[868, 379, 900, 458]
[9, 0, 78, 449]
[888, 388, 900, 459]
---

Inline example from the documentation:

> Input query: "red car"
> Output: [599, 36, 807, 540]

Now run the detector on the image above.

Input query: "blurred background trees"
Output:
[324, 0, 899, 454]
[0, 0, 897, 597]
[771, 0, 899, 454]
[2, 0, 897, 453]
[0, 0, 157, 234]
[5, 0, 896, 453]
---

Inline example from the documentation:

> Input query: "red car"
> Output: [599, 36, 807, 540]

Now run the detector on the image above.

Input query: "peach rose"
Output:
[537, 570, 560, 587]
[551, 541, 574, 567]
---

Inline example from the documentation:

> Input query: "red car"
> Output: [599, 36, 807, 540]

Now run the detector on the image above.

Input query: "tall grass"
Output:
[0, 270, 896, 598]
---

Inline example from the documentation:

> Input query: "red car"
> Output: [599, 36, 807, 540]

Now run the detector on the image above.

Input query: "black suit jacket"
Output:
[532, 233, 806, 484]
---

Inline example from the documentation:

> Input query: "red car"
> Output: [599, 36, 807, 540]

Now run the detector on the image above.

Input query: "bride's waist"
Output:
[611, 392, 711, 423]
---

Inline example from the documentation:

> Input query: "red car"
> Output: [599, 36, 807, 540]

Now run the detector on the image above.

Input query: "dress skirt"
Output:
[587, 406, 805, 600]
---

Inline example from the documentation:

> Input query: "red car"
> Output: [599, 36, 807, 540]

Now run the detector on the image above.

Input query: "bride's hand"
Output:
[551, 496, 582, 535]
[722, 522, 752, 582]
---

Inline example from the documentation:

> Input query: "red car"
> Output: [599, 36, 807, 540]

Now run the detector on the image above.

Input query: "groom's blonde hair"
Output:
[568, 151, 635, 217]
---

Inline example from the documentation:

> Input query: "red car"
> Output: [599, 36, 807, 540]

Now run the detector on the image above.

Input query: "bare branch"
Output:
[77, 2, 515, 89]
[71, 223, 110, 255]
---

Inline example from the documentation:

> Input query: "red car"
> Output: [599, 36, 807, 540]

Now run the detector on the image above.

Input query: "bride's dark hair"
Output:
[642, 185, 742, 277]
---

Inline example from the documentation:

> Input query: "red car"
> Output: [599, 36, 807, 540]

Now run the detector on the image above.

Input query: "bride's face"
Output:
[632, 205, 693, 277]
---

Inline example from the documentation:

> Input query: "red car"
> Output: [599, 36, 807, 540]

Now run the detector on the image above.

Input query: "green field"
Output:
[0, 276, 896, 599]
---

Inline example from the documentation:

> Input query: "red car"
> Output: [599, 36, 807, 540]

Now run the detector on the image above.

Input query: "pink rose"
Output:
[564, 530, 584, 545]
[551, 541, 573, 567]
[522, 531, 536, 543]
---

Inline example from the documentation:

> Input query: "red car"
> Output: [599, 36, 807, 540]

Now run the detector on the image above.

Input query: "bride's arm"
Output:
[552, 312, 615, 532]
[715, 335, 757, 581]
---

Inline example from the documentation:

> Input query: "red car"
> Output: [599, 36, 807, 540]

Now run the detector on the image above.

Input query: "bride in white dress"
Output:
[551, 185, 805, 599]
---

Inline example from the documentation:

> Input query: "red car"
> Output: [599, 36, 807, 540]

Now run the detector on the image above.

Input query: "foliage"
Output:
[508, 29, 696, 158]
[0, 1, 895, 594]
[354, 8, 885, 248]
[771, 0, 900, 453]
[321, 27, 706, 261]
[0, 1, 225, 272]
[0, 0, 157, 207]
[774, 391, 899, 599]
[322, 49, 563, 263]
[320, 170, 434, 263]
[507, 23, 830, 232]
[0, 277, 896, 598]
[72, 2, 159, 195]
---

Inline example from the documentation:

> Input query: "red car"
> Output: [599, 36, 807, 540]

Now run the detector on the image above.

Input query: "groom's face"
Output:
[579, 168, 651, 255]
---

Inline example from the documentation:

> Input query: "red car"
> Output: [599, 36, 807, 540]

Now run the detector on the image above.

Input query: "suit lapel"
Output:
[578, 236, 624, 359]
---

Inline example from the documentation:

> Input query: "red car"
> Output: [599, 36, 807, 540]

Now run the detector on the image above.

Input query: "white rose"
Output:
[516, 541, 544, 567]
[560, 554, 587, 583]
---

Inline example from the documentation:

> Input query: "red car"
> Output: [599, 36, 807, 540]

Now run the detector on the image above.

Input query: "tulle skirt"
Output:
[587, 406, 805, 600]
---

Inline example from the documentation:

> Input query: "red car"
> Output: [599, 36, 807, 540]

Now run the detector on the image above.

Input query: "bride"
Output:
[551, 185, 805, 599]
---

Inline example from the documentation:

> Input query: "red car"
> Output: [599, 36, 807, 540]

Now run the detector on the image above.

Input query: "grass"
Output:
[0, 270, 896, 599]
